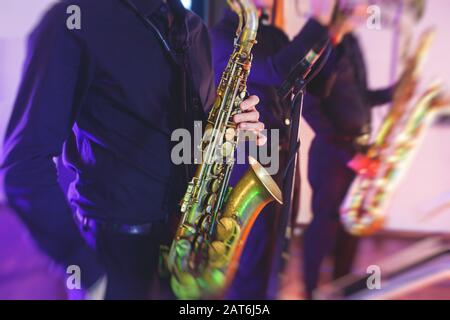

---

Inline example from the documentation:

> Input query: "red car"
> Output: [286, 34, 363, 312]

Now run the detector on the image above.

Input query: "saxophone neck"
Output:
[228, 0, 259, 53]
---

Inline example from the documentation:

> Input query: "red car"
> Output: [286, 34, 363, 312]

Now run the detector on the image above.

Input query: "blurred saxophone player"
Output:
[302, 0, 400, 298]
[211, 0, 365, 299]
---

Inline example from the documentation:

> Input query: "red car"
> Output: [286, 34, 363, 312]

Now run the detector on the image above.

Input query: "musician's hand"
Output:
[316, 0, 368, 45]
[234, 95, 267, 146]
[310, 0, 337, 26]
[347, 153, 380, 178]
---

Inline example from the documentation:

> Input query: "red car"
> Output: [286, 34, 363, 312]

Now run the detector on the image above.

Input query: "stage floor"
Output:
[279, 232, 450, 300]
[1, 204, 449, 300]
[0, 205, 67, 299]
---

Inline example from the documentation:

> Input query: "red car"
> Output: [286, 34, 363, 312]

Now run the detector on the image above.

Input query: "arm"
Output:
[366, 86, 395, 107]
[1, 4, 100, 283]
[211, 18, 331, 87]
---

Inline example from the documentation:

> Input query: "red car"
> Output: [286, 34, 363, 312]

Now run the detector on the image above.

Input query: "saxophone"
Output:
[340, 29, 449, 236]
[166, 0, 282, 299]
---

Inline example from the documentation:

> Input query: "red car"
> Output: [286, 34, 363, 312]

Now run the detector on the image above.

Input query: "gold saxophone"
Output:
[340, 29, 449, 236]
[166, 0, 282, 299]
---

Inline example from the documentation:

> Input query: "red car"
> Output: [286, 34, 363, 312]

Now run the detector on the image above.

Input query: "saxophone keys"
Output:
[209, 180, 221, 193]
[205, 193, 218, 214]
[180, 184, 194, 212]
[170, 271, 201, 300]
[221, 141, 234, 157]
[212, 163, 223, 175]
[199, 215, 212, 232]
[209, 241, 227, 257]
[208, 241, 228, 268]
[225, 128, 236, 141]
[216, 217, 239, 241]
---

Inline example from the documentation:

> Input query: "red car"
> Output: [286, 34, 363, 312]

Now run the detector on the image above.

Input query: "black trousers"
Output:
[303, 139, 360, 298]
[226, 138, 287, 300]
[80, 221, 173, 300]
[226, 204, 277, 300]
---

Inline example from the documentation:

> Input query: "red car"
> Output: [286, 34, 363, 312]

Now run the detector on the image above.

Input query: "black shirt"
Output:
[1, 0, 216, 227]
[305, 33, 394, 158]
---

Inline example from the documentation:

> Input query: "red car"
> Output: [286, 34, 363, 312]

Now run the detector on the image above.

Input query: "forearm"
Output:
[269, 18, 331, 83]
[211, 18, 331, 88]
[3, 157, 102, 287]
[3, 158, 84, 263]
[367, 86, 396, 107]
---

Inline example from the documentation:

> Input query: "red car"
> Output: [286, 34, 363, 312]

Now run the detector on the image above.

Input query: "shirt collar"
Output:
[127, 0, 186, 18]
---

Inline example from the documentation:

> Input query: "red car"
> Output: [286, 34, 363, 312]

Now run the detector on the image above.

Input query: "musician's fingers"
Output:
[256, 131, 267, 146]
[234, 109, 260, 124]
[239, 95, 260, 112]
[238, 121, 264, 131]
[236, 127, 266, 146]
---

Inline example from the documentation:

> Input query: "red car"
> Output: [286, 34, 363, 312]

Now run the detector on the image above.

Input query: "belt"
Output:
[75, 211, 157, 236]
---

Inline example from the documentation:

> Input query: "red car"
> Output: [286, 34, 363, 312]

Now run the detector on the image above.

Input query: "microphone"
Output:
[278, 37, 331, 100]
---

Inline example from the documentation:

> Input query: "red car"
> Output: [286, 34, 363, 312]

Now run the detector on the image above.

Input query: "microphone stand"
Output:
[265, 39, 332, 299]
[267, 78, 307, 300]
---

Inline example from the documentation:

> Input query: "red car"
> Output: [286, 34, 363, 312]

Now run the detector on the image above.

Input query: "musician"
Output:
[302, 2, 396, 298]
[1, 0, 265, 299]
[211, 0, 353, 299]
